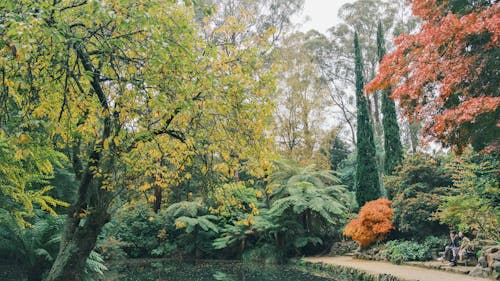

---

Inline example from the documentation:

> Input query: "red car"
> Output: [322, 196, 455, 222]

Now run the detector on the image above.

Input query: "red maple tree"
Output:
[343, 199, 394, 248]
[366, 1, 499, 153]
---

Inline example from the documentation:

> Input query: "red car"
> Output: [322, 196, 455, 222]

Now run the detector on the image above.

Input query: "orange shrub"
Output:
[343, 199, 394, 248]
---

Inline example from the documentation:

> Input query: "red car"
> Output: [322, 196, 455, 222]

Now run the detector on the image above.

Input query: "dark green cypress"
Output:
[377, 21, 403, 174]
[354, 32, 380, 207]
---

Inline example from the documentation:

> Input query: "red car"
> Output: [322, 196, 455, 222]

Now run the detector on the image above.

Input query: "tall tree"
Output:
[0, 1, 280, 279]
[376, 21, 403, 174]
[367, 0, 500, 153]
[273, 32, 330, 167]
[354, 33, 380, 206]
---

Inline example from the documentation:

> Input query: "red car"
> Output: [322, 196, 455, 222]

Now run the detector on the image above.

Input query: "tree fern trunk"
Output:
[306, 209, 312, 233]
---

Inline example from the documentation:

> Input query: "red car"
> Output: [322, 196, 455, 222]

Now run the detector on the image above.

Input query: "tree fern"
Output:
[265, 159, 355, 253]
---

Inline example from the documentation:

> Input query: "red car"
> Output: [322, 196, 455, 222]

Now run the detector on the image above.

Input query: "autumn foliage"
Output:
[366, 1, 500, 153]
[343, 199, 394, 248]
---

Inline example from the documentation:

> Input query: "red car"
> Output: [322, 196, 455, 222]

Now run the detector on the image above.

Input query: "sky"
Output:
[293, 0, 354, 33]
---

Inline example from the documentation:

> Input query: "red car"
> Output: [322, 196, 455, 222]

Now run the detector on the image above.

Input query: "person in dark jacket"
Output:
[444, 230, 460, 266]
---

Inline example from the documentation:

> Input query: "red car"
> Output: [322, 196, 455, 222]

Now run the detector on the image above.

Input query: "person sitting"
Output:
[443, 230, 460, 266]
[458, 231, 474, 261]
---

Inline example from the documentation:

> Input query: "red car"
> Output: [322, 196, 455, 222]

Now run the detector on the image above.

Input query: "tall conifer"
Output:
[354, 32, 380, 206]
[377, 21, 403, 174]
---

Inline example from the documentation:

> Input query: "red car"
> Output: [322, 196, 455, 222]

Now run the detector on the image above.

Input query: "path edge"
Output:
[296, 260, 417, 281]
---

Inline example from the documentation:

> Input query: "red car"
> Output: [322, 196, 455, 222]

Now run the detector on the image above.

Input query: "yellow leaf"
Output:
[17, 133, 30, 144]
[103, 139, 109, 150]
[139, 183, 151, 191]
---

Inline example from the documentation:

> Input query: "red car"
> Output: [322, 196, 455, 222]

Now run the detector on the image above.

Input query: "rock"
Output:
[329, 241, 358, 256]
[469, 266, 490, 278]
[479, 256, 488, 268]
[484, 245, 500, 269]
[494, 261, 500, 272]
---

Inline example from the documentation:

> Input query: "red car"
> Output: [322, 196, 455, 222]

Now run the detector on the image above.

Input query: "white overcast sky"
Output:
[293, 0, 354, 33]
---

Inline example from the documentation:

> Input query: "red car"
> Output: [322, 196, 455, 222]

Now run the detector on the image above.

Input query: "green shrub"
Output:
[107, 202, 162, 258]
[385, 153, 452, 238]
[384, 240, 432, 264]
[422, 236, 445, 250]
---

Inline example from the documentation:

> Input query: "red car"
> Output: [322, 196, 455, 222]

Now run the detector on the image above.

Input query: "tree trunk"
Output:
[240, 237, 246, 259]
[276, 233, 286, 264]
[153, 185, 162, 213]
[47, 44, 116, 280]
[409, 121, 420, 153]
[46, 207, 110, 281]
[306, 209, 312, 233]
[194, 225, 201, 259]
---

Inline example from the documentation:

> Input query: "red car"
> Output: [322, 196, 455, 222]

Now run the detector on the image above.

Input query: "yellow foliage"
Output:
[175, 221, 186, 229]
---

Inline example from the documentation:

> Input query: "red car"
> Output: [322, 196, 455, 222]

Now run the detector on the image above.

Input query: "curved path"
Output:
[304, 256, 490, 281]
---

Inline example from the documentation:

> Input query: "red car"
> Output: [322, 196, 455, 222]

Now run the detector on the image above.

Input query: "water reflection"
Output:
[106, 261, 335, 281]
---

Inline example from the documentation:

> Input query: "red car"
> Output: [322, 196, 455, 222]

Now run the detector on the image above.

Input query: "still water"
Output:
[106, 261, 335, 281]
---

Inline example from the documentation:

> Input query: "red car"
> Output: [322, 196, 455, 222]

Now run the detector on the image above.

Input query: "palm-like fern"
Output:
[0, 210, 62, 281]
[161, 200, 219, 258]
[268, 160, 343, 199]
[266, 160, 356, 253]
[269, 182, 348, 225]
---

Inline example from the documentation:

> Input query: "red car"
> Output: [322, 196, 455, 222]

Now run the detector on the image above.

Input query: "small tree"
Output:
[343, 199, 394, 248]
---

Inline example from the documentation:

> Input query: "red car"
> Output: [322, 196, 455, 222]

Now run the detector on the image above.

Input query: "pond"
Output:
[106, 260, 335, 281]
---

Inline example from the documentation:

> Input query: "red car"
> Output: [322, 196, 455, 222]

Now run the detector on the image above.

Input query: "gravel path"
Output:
[304, 256, 490, 281]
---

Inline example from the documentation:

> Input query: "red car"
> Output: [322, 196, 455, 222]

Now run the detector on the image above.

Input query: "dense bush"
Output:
[343, 199, 394, 248]
[107, 202, 163, 258]
[384, 153, 452, 239]
[105, 161, 356, 262]
[384, 240, 430, 264]
[384, 236, 443, 264]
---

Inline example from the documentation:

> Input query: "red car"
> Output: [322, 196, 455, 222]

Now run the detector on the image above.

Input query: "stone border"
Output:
[296, 260, 412, 281]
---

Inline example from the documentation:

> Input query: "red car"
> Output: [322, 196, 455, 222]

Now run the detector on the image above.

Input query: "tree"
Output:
[273, 32, 330, 167]
[264, 160, 355, 259]
[268, 161, 354, 234]
[164, 200, 219, 258]
[354, 32, 380, 207]
[323, 129, 351, 170]
[0, 1, 279, 279]
[304, 0, 419, 146]
[366, 0, 500, 153]
[436, 150, 499, 240]
[343, 198, 394, 248]
[376, 21, 403, 174]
